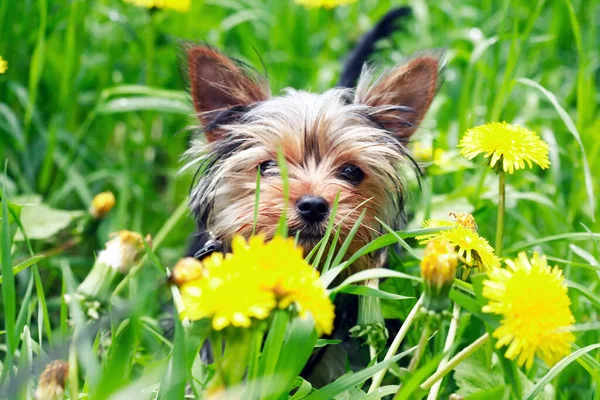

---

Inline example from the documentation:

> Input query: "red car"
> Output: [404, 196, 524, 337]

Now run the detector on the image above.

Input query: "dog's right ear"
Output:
[184, 45, 270, 140]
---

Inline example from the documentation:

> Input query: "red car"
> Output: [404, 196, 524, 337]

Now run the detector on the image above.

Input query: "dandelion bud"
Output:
[170, 257, 207, 286]
[77, 230, 147, 302]
[35, 360, 68, 400]
[89, 192, 116, 219]
[97, 230, 146, 274]
[421, 238, 458, 313]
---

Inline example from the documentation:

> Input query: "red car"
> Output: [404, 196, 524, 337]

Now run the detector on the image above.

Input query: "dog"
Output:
[179, 7, 443, 386]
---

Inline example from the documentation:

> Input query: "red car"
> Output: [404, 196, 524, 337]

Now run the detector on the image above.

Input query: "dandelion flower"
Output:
[35, 360, 68, 400]
[89, 191, 116, 219]
[412, 141, 433, 161]
[179, 235, 335, 335]
[458, 122, 550, 174]
[0, 56, 7, 74]
[420, 238, 458, 312]
[483, 252, 575, 369]
[418, 214, 499, 272]
[295, 0, 356, 9]
[124, 0, 191, 12]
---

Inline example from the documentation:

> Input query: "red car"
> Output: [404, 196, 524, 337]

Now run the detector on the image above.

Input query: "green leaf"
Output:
[12, 195, 84, 241]
[303, 352, 406, 400]
[315, 338, 342, 347]
[0, 255, 45, 284]
[524, 343, 600, 400]
[258, 310, 290, 398]
[454, 349, 505, 397]
[266, 316, 318, 400]
[97, 96, 191, 114]
[463, 386, 509, 400]
[335, 284, 414, 300]
[289, 377, 313, 400]
[157, 310, 187, 400]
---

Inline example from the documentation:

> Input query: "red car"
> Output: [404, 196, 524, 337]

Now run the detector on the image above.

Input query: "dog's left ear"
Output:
[356, 55, 442, 138]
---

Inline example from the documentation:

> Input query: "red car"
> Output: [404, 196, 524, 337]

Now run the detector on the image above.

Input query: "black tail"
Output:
[337, 7, 412, 88]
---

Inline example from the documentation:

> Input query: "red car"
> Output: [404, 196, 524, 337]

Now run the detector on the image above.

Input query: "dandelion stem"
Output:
[426, 304, 461, 400]
[368, 296, 423, 393]
[420, 332, 490, 390]
[406, 324, 432, 373]
[495, 169, 506, 257]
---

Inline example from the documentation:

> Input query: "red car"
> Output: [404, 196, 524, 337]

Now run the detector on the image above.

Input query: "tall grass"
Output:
[0, 0, 599, 398]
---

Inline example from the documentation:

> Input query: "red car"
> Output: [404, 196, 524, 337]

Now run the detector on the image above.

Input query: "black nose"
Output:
[296, 195, 329, 223]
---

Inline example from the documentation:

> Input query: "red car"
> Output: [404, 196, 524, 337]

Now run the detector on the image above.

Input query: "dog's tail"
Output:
[337, 7, 412, 88]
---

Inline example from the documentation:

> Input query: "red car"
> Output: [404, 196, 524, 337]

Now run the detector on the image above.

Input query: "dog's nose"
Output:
[296, 195, 329, 223]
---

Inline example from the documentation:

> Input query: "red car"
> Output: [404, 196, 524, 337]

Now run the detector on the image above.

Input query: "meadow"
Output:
[0, 0, 599, 399]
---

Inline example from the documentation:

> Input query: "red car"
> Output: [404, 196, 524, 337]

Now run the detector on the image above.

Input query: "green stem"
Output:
[420, 333, 490, 390]
[495, 169, 506, 257]
[368, 296, 423, 393]
[406, 324, 432, 373]
[426, 304, 461, 400]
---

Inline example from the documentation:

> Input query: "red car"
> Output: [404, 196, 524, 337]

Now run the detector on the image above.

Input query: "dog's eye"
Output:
[338, 164, 365, 185]
[259, 160, 277, 176]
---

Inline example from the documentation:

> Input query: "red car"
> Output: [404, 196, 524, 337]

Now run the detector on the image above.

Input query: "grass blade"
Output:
[524, 343, 600, 400]
[517, 77, 596, 222]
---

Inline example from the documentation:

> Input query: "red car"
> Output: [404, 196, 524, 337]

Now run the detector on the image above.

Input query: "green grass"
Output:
[1, 0, 599, 398]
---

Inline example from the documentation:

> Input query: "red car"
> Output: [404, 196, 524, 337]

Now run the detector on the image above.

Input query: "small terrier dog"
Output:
[180, 8, 443, 385]
[182, 13, 442, 276]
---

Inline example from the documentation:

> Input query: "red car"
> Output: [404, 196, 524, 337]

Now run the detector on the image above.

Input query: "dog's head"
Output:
[183, 45, 442, 267]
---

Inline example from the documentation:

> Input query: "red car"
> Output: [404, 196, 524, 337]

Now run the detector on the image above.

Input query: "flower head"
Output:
[418, 214, 499, 272]
[124, 0, 191, 12]
[0, 56, 7, 74]
[295, 0, 356, 8]
[97, 230, 146, 273]
[179, 235, 335, 335]
[420, 238, 458, 312]
[171, 257, 207, 286]
[459, 122, 550, 174]
[483, 252, 575, 369]
[35, 360, 68, 400]
[89, 191, 116, 219]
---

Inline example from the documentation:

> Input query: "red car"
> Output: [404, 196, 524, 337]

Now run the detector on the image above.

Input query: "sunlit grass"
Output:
[0, 0, 599, 398]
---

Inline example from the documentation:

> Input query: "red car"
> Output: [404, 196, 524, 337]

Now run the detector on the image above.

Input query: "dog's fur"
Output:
[180, 8, 444, 385]
[182, 52, 441, 275]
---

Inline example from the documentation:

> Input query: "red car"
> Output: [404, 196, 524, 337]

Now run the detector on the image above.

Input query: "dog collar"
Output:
[193, 232, 223, 260]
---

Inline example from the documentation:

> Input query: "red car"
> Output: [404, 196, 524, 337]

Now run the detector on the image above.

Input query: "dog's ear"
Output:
[356, 55, 442, 138]
[185, 45, 270, 140]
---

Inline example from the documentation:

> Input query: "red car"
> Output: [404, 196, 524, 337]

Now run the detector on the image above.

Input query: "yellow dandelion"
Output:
[483, 252, 575, 369]
[124, 0, 190, 12]
[179, 235, 335, 335]
[295, 0, 356, 8]
[0, 56, 7, 74]
[420, 239, 458, 313]
[412, 141, 433, 161]
[432, 148, 450, 168]
[458, 122, 550, 174]
[418, 215, 500, 272]
[89, 191, 116, 219]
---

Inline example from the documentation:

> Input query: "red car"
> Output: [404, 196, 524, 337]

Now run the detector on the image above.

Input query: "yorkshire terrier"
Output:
[180, 7, 443, 385]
